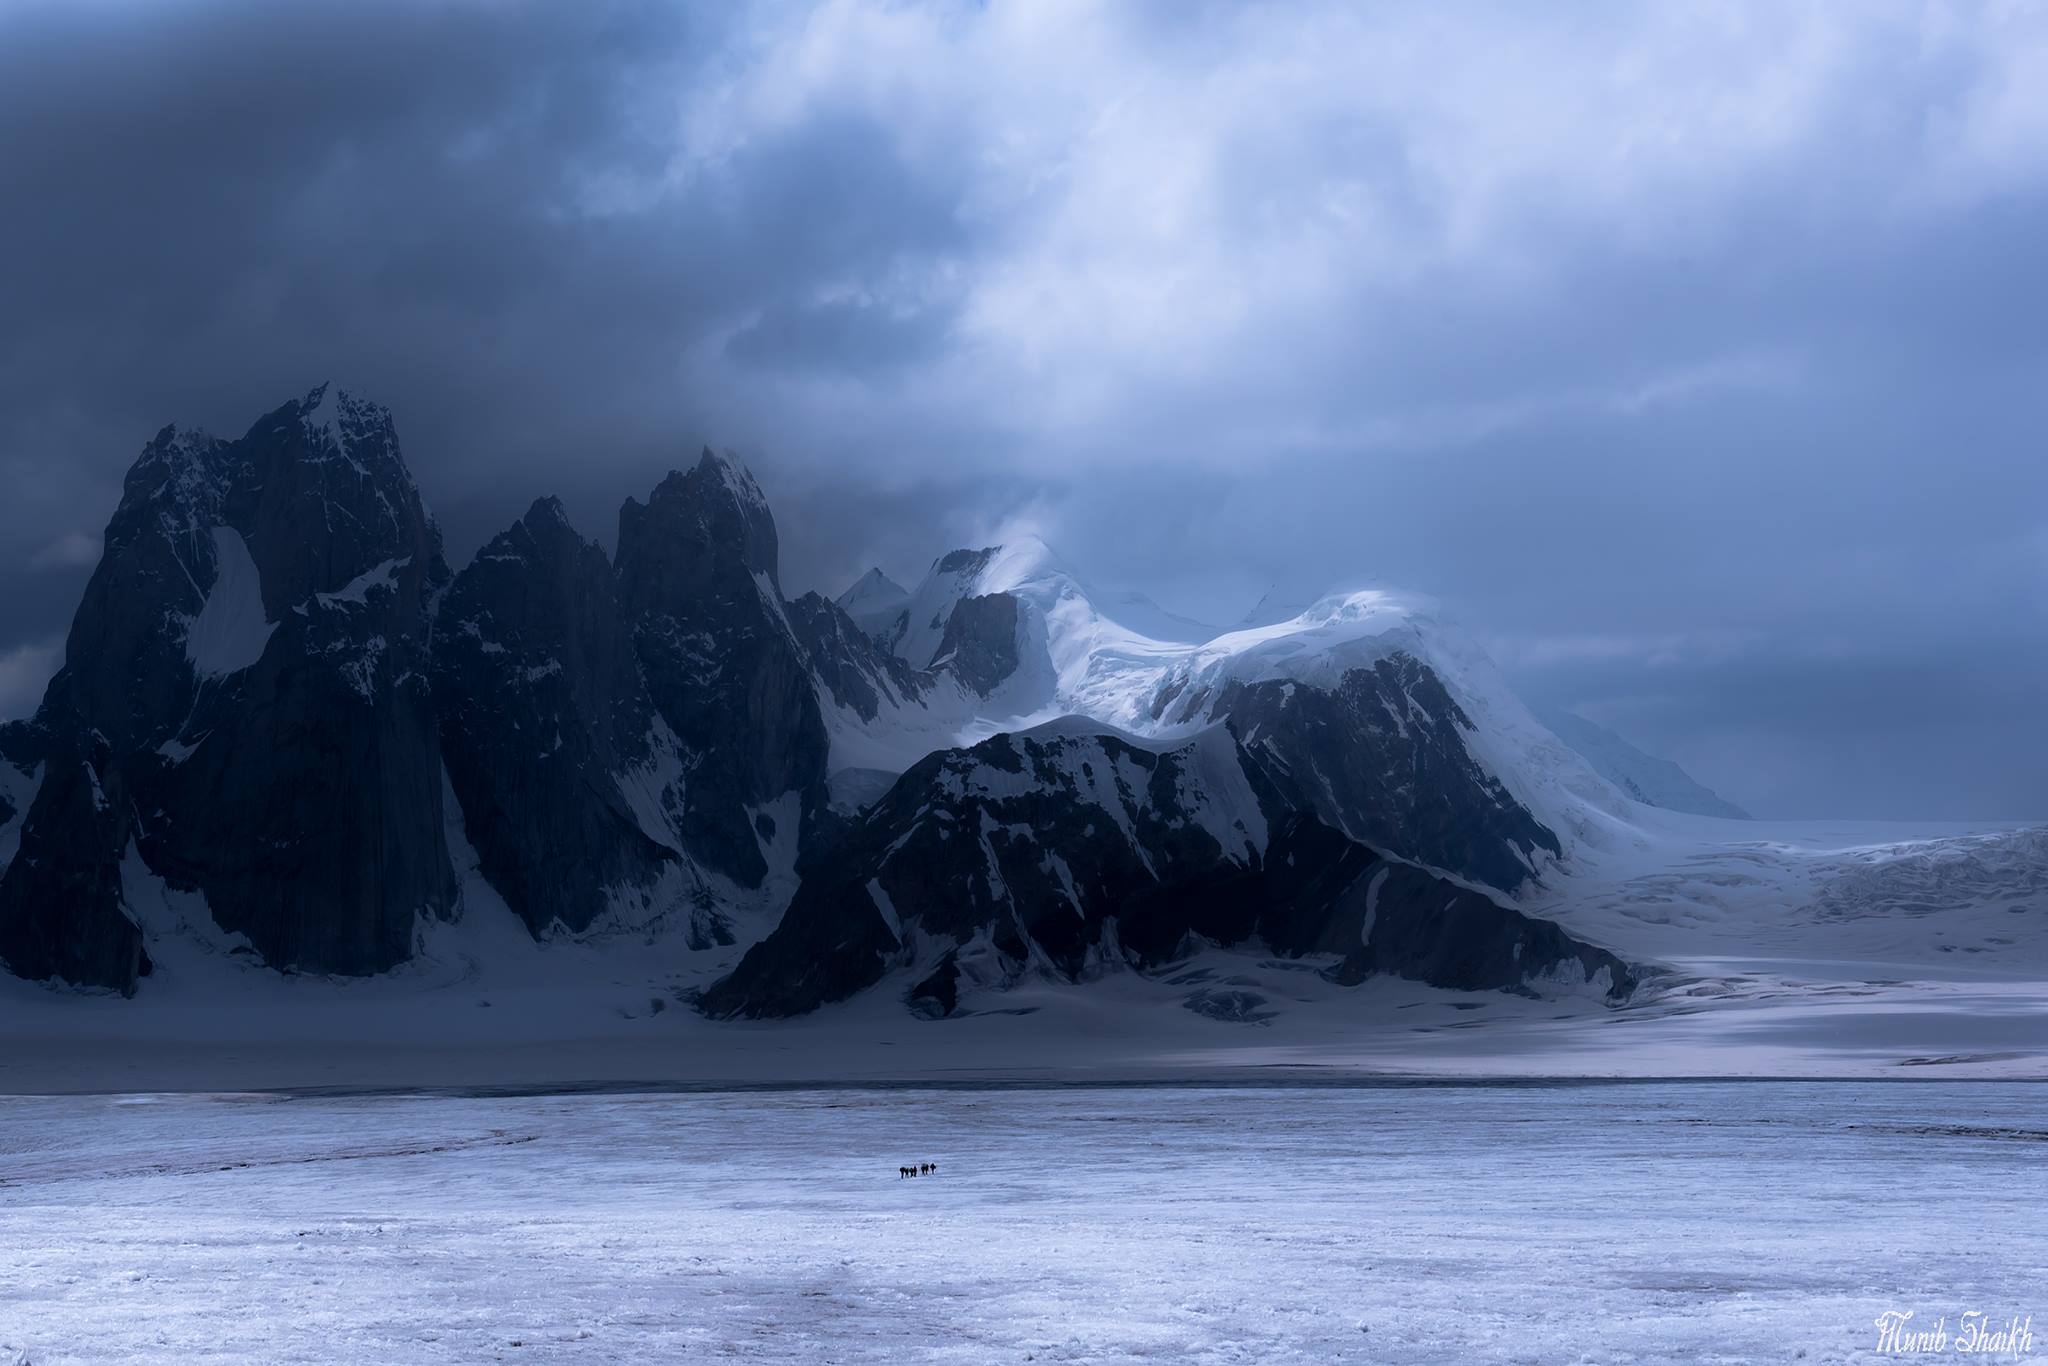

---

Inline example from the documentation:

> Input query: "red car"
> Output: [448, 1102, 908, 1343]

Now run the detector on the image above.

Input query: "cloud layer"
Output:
[2, 0, 2044, 818]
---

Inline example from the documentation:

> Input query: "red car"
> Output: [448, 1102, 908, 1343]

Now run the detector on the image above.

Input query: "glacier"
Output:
[0, 1082, 2040, 1365]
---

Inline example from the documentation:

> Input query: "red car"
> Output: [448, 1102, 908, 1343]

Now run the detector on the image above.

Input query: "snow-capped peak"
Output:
[889, 536, 1214, 672]
[129, 425, 231, 524]
[1188, 587, 1437, 681]
[836, 567, 909, 614]
[296, 382, 397, 473]
[1037, 586, 1440, 738]
[835, 566, 911, 638]
[298, 381, 356, 452]
[835, 537, 1644, 860]
[965, 537, 1215, 646]
[695, 447, 769, 516]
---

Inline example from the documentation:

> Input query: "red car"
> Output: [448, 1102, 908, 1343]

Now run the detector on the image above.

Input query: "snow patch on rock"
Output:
[184, 527, 274, 678]
[315, 556, 408, 610]
[614, 720, 688, 855]
[867, 878, 903, 940]
[0, 760, 42, 874]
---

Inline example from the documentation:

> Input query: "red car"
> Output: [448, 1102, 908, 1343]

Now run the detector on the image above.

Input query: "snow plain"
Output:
[0, 1083, 2041, 1364]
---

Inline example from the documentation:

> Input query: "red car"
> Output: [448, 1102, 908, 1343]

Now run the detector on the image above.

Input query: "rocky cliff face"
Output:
[0, 723, 149, 992]
[1209, 656, 1563, 892]
[615, 452, 830, 888]
[0, 386, 454, 989]
[1116, 812, 1627, 995]
[929, 593, 1021, 696]
[433, 497, 709, 940]
[785, 591, 934, 725]
[699, 722, 1632, 1020]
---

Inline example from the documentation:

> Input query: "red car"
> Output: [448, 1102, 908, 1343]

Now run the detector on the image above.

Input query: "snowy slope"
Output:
[832, 542, 1636, 863]
[1529, 808, 2048, 977]
[818, 541, 1349, 801]
[183, 527, 276, 677]
[1532, 705, 1750, 819]
[833, 567, 910, 638]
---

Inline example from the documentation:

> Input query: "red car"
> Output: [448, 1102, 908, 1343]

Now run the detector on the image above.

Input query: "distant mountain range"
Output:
[0, 386, 1762, 1015]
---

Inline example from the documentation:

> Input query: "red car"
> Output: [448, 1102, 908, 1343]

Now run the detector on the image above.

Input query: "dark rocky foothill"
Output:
[700, 725, 1631, 1020]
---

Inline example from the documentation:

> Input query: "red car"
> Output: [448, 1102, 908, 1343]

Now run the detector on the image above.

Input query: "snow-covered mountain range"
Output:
[0, 386, 2039, 1057]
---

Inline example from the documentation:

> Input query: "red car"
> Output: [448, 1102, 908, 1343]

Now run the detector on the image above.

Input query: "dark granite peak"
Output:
[620, 448, 781, 603]
[433, 495, 702, 939]
[613, 462, 827, 887]
[0, 386, 456, 987]
[524, 494, 573, 528]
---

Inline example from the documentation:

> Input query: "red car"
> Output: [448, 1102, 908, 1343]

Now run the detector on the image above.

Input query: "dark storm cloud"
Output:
[0, 1, 2043, 819]
[725, 296, 956, 375]
[0, 0, 981, 617]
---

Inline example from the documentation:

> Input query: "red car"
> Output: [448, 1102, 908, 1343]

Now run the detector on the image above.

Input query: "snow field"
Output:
[0, 1083, 2041, 1365]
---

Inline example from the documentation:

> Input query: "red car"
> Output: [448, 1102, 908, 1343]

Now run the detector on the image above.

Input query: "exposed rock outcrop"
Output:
[615, 452, 829, 887]
[0, 724, 149, 993]
[433, 497, 699, 938]
[700, 723, 1632, 1019]
[0, 386, 454, 986]
[1213, 656, 1562, 892]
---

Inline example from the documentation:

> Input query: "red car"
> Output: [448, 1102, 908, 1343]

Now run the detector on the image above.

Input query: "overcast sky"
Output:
[2, 0, 2043, 820]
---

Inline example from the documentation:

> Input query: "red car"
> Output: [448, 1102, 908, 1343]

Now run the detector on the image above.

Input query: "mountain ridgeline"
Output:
[0, 386, 1641, 1015]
